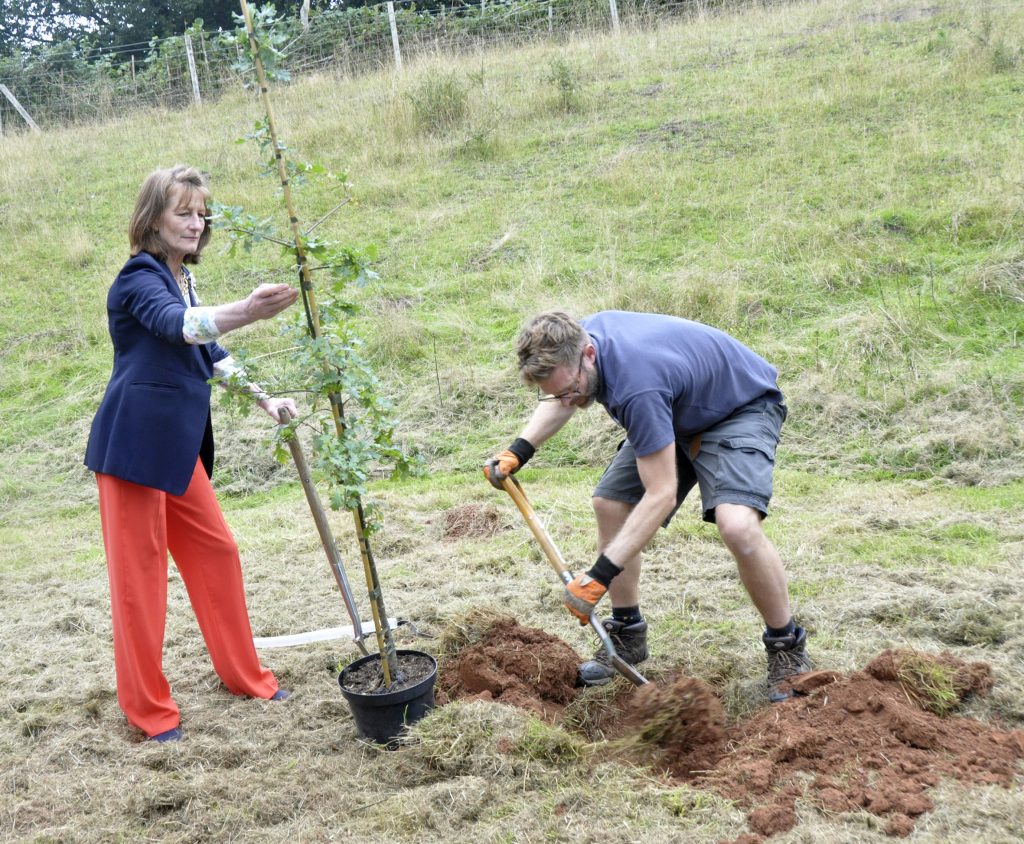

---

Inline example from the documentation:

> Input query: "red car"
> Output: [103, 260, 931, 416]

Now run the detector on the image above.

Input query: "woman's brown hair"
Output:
[128, 165, 212, 265]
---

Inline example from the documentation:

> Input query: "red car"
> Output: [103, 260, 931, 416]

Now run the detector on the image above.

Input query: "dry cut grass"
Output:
[3, 461, 1022, 841]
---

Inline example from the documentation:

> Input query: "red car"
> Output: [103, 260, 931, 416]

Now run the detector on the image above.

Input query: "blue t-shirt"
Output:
[582, 311, 783, 457]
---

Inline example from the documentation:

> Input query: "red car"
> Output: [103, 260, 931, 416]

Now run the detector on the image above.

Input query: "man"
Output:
[485, 310, 811, 701]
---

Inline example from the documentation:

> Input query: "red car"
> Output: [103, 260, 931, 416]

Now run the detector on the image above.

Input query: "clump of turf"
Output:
[865, 649, 994, 716]
[405, 699, 586, 780]
[611, 676, 727, 776]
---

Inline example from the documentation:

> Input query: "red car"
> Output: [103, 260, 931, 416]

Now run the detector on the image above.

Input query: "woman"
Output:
[85, 165, 299, 742]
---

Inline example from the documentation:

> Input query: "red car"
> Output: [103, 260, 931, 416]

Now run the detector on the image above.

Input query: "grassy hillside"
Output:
[1, 0, 1023, 840]
[3, 0, 1022, 498]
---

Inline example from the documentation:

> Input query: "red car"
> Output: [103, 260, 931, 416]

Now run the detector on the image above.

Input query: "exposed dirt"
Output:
[696, 651, 1023, 841]
[613, 676, 728, 775]
[436, 617, 580, 719]
[439, 619, 1024, 841]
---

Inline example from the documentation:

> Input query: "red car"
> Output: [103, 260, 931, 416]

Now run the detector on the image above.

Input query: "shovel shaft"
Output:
[500, 477, 648, 686]
[501, 477, 572, 579]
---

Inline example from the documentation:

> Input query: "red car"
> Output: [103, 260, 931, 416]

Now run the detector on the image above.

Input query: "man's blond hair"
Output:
[516, 311, 588, 384]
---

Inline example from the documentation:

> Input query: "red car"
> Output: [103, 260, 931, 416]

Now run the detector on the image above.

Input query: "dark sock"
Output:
[612, 605, 643, 625]
[766, 618, 796, 638]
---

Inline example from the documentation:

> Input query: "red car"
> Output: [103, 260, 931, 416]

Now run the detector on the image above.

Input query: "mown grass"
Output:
[1, 0, 1023, 841]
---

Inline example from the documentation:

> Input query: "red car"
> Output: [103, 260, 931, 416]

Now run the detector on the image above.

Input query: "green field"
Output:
[1, 0, 1022, 840]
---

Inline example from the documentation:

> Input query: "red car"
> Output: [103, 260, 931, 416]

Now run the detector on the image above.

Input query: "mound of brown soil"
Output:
[862, 648, 995, 712]
[439, 623, 1024, 841]
[620, 649, 1024, 841]
[436, 617, 579, 719]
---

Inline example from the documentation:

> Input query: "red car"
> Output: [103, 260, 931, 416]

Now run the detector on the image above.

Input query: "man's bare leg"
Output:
[715, 502, 811, 701]
[593, 495, 640, 606]
[714, 502, 792, 629]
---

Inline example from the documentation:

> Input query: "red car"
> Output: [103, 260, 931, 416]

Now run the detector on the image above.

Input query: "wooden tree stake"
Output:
[239, 0, 399, 685]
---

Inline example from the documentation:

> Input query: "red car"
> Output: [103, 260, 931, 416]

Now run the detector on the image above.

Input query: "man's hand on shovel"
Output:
[563, 552, 620, 624]
[563, 575, 607, 624]
[483, 438, 536, 489]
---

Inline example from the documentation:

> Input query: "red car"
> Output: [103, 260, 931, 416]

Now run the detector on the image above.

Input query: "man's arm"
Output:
[562, 441, 677, 623]
[601, 441, 678, 566]
[518, 400, 578, 449]
[485, 400, 578, 487]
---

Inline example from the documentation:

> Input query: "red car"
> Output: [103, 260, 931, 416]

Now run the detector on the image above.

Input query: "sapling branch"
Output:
[306, 197, 354, 235]
[221, 226, 294, 248]
[237, 345, 303, 362]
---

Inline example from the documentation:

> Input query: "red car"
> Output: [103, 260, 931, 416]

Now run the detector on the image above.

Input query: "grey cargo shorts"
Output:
[593, 396, 787, 525]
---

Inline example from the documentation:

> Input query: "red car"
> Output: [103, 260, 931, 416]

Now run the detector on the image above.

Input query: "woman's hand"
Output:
[209, 284, 299, 335]
[245, 283, 299, 321]
[258, 396, 299, 423]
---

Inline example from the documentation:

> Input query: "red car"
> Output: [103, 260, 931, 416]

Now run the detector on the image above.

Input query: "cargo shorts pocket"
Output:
[715, 435, 777, 502]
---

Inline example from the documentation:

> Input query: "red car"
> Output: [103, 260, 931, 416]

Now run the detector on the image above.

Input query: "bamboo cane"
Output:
[239, 0, 397, 685]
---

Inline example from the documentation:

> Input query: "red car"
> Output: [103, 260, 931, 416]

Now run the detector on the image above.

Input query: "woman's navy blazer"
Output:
[85, 252, 230, 496]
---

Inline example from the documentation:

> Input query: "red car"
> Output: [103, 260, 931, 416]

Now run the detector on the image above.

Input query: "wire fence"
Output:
[0, 0, 719, 133]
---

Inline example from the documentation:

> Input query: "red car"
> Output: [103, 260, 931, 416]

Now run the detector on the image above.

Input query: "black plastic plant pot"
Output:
[339, 649, 437, 748]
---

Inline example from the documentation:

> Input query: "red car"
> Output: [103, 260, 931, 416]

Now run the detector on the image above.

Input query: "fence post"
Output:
[0, 84, 41, 133]
[549, 0, 554, 33]
[199, 31, 211, 75]
[608, 0, 620, 34]
[386, 2, 403, 72]
[184, 34, 202, 105]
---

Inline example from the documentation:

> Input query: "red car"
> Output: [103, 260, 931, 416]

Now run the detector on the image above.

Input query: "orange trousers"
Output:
[96, 460, 278, 737]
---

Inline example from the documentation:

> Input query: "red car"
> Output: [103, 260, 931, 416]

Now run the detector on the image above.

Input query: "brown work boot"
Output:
[578, 618, 649, 686]
[763, 625, 812, 702]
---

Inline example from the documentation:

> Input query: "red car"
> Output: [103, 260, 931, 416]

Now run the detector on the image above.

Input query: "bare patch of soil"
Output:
[613, 676, 728, 775]
[621, 651, 1023, 839]
[440, 503, 507, 541]
[440, 624, 1024, 841]
[636, 118, 720, 147]
[436, 617, 579, 719]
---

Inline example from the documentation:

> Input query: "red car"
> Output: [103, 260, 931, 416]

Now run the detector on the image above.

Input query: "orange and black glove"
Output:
[483, 438, 535, 490]
[563, 554, 621, 624]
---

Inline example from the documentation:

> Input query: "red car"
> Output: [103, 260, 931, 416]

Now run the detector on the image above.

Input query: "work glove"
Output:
[563, 575, 607, 624]
[483, 437, 535, 489]
[562, 554, 621, 624]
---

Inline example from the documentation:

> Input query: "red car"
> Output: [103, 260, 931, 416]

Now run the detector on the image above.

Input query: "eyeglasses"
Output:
[537, 350, 586, 402]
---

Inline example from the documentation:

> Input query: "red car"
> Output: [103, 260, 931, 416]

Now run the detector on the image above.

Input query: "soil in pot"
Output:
[342, 651, 435, 694]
